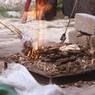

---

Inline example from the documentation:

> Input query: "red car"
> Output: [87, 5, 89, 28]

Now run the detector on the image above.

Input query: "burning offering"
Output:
[5, 42, 95, 78]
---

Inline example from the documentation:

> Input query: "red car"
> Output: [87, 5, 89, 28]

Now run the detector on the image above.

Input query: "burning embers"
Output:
[23, 28, 41, 60]
[20, 41, 95, 77]
[4, 29, 95, 77]
[23, 41, 40, 60]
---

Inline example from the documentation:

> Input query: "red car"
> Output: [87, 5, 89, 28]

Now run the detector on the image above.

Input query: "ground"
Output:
[0, 17, 74, 57]
[0, 17, 95, 95]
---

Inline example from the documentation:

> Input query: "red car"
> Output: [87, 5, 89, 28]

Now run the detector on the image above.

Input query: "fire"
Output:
[31, 48, 39, 60]
[23, 9, 44, 60]
[34, 29, 40, 50]
[27, 8, 37, 18]
[26, 46, 40, 60]
[24, 30, 41, 60]
[31, 34, 40, 60]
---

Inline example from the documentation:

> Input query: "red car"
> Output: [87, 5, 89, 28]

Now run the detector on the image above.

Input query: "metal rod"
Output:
[60, 0, 78, 41]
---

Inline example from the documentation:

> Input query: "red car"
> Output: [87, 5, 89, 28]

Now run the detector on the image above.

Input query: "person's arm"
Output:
[21, 0, 31, 23]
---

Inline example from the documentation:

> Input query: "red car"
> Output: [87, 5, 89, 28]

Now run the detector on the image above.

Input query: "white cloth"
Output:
[0, 63, 64, 95]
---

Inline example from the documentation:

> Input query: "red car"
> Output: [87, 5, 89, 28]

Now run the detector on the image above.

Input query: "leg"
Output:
[21, 0, 31, 23]
[36, 8, 45, 20]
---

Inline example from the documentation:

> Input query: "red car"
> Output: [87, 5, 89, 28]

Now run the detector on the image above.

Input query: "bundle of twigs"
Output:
[0, 20, 22, 39]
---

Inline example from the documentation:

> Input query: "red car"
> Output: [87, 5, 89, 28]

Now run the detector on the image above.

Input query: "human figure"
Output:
[36, 0, 57, 20]
[21, 0, 57, 22]
[21, 0, 31, 23]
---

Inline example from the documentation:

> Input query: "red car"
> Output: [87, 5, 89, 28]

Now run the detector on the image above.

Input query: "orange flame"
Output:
[26, 29, 40, 60]
[27, 8, 37, 18]
[35, 30, 40, 50]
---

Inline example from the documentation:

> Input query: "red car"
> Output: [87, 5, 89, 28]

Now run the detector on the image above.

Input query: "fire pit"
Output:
[4, 43, 95, 78]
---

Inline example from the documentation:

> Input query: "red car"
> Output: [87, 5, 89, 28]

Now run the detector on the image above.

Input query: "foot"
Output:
[21, 12, 28, 23]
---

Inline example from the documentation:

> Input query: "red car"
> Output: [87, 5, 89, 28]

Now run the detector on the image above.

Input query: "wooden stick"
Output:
[0, 20, 22, 39]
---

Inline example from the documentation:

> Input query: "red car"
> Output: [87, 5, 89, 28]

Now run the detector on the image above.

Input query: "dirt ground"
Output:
[0, 17, 74, 57]
[0, 17, 95, 95]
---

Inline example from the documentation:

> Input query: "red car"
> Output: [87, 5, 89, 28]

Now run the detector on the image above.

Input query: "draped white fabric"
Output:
[0, 63, 64, 95]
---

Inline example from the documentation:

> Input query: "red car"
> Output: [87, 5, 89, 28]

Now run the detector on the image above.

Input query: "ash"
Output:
[4, 43, 95, 77]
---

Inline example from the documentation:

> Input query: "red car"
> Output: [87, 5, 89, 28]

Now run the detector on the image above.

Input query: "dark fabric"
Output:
[48, 0, 57, 5]
[44, 0, 57, 20]
[24, 0, 31, 11]
[62, 0, 75, 17]
[77, 0, 95, 15]
[62, 0, 95, 17]
[24, 0, 57, 20]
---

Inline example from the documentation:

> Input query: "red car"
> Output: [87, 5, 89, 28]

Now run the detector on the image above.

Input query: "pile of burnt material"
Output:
[4, 43, 95, 78]
[4, 13, 95, 78]
[29, 44, 95, 77]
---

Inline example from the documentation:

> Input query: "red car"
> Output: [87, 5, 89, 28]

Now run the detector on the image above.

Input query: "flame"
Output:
[24, 9, 44, 60]
[27, 8, 37, 18]
[31, 29, 40, 60]
[34, 41, 39, 50]
[26, 47, 39, 60]
[25, 29, 40, 60]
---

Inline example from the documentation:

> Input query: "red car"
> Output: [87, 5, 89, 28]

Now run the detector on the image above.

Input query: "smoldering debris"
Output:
[3, 43, 95, 78]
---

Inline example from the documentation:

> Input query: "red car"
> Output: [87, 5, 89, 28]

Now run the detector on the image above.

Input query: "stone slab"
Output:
[75, 13, 95, 35]
[64, 29, 89, 47]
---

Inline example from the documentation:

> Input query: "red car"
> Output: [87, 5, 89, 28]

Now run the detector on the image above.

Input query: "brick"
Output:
[75, 13, 95, 35]
[64, 28, 89, 47]
[64, 28, 80, 44]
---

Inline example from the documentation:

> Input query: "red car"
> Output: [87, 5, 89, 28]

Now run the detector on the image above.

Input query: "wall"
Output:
[62, 0, 95, 17]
